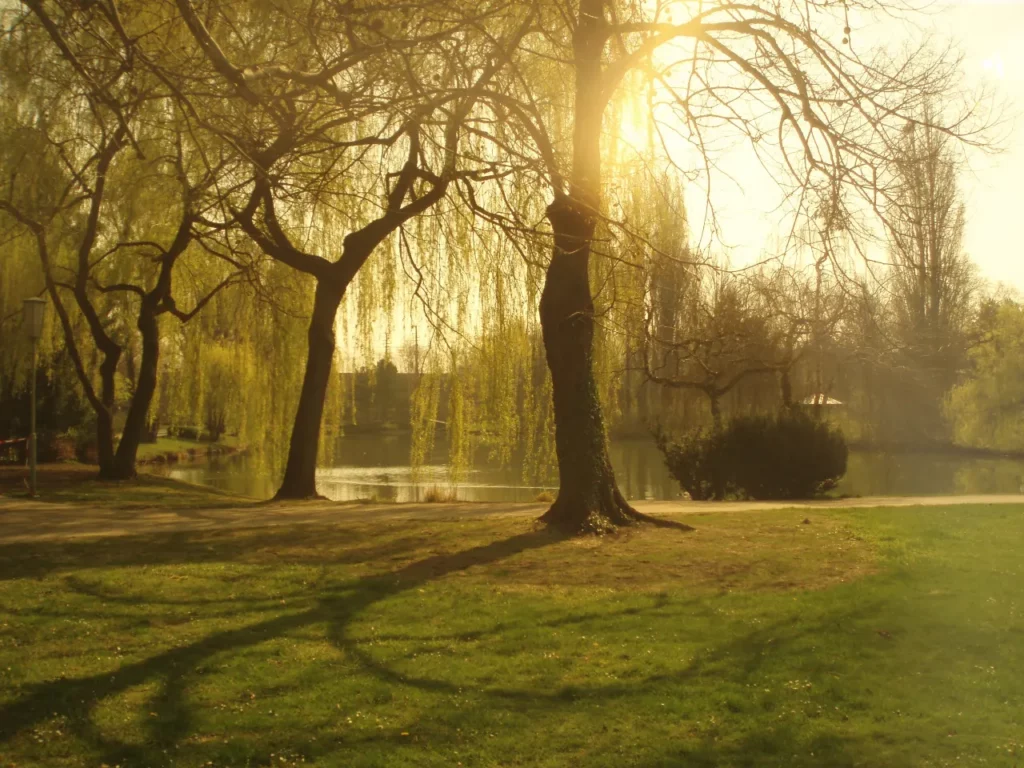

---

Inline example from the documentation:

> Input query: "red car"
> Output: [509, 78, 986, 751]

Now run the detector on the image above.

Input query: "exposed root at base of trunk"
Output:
[97, 468, 137, 482]
[272, 488, 328, 502]
[539, 488, 693, 535]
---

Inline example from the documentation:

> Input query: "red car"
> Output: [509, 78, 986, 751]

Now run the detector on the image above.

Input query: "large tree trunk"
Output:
[274, 277, 345, 500]
[536, 0, 641, 533]
[104, 302, 160, 480]
[538, 201, 638, 533]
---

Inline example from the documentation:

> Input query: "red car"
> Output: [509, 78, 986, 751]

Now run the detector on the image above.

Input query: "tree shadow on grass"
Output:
[0, 515, 905, 768]
[0, 522, 438, 581]
[314, 594, 906, 768]
[0, 526, 568, 766]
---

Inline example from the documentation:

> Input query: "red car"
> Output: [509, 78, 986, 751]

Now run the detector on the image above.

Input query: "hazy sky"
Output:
[681, 0, 1024, 291]
[944, 0, 1024, 290]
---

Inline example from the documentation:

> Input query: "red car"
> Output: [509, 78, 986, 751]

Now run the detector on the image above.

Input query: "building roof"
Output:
[800, 394, 844, 406]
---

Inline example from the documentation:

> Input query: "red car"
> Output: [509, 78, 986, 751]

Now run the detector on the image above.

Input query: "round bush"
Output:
[655, 413, 848, 500]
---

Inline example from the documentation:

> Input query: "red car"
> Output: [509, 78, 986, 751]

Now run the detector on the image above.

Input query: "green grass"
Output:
[0, 494, 1021, 767]
[136, 435, 242, 461]
[0, 465, 249, 508]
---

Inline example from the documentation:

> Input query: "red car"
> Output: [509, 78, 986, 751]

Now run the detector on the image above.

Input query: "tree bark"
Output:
[538, 201, 639, 533]
[104, 301, 160, 480]
[274, 276, 345, 500]
[95, 346, 120, 476]
[535, 0, 643, 533]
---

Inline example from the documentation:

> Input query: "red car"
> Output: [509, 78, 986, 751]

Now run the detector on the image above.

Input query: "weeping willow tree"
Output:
[146, 0, 535, 499]
[153, 259, 315, 469]
[396, 162, 558, 493]
[0, 239, 48, 399]
[391, 73, 689, 498]
[0, 2, 250, 479]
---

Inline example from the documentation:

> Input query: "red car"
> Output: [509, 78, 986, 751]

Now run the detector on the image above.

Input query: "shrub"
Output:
[653, 427, 728, 500]
[421, 486, 459, 503]
[655, 412, 848, 500]
[170, 425, 203, 441]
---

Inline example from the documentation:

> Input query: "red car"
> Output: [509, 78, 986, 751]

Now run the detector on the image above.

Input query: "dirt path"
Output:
[1, 492, 1022, 545]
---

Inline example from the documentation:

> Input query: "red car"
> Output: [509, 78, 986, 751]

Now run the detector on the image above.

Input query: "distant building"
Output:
[800, 394, 844, 407]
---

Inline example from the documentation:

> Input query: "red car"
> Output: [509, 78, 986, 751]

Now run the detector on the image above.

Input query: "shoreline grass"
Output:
[0, 464, 252, 508]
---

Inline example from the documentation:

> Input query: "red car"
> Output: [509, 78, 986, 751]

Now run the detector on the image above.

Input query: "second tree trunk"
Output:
[274, 277, 345, 500]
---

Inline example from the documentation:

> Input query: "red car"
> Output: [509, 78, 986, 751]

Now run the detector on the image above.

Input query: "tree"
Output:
[750, 261, 851, 413]
[885, 116, 979, 439]
[946, 300, 1024, 451]
[611, 174, 694, 438]
[478, 0, 988, 532]
[0, 2, 245, 478]
[163, 0, 529, 499]
[644, 271, 777, 431]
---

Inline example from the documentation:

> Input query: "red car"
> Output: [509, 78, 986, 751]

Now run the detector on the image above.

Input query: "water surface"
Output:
[166, 434, 1024, 502]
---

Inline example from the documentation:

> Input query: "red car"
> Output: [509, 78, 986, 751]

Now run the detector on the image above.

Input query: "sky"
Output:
[944, 0, 1024, 290]
[371, 0, 1024, 367]
[679, 0, 1024, 292]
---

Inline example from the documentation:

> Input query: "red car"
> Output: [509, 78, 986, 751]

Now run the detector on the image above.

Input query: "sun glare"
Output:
[982, 54, 1006, 79]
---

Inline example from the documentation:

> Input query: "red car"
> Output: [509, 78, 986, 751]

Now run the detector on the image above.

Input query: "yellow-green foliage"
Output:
[410, 370, 442, 471]
[520, 339, 557, 486]
[947, 300, 1024, 451]
[0, 236, 54, 393]
[400, 182, 563, 489]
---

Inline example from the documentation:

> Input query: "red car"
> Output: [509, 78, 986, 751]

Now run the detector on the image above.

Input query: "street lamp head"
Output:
[23, 297, 46, 341]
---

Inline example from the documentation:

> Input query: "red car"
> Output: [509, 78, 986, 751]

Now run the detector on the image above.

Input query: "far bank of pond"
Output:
[163, 434, 1024, 502]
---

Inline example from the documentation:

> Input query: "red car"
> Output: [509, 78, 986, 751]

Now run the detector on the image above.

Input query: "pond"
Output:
[164, 434, 1024, 502]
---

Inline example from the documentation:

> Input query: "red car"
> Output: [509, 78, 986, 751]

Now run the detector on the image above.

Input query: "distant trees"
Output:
[350, 358, 409, 428]
[754, 262, 853, 414]
[638, 108, 984, 448]
[889, 121, 977, 360]
[645, 272, 777, 432]
[947, 300, 1024, 451]
[883, 118, 980, 439]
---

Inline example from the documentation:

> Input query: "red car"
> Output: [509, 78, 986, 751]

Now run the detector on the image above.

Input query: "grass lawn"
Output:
[0, 486, 1021, 767]
[0, 465, 246, 509]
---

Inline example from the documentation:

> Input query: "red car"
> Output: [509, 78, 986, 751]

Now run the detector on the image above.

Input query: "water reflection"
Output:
[165, 434, 1024, 502]
[839, 451, 1024, 497]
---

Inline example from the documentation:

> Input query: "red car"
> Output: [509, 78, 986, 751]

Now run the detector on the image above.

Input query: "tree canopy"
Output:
[0, 0, 1002, 528]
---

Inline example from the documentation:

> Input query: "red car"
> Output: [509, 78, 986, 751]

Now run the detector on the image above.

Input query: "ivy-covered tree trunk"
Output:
[539, 201, 638, 532]
[274, 277, 344, 500]
[537, 0, 638, 533]
[105, 301, 160, 480]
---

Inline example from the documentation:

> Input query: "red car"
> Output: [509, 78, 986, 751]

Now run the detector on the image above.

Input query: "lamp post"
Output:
[23, 297, 45, 497]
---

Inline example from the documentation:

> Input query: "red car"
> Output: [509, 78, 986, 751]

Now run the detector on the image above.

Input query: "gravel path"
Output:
[1, 492, 1022, 544]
